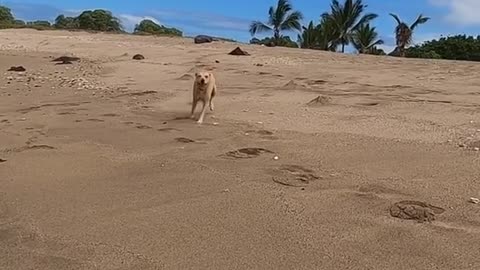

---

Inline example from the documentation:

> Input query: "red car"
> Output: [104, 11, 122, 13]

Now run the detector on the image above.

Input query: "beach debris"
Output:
[8, 66, 26, 72]
[132, 54, 145, 60]
[390, 200, 445, 223]
[229, 47, 250, 56]
[469, 197, 480, 204]
[194, 35, 214, 44]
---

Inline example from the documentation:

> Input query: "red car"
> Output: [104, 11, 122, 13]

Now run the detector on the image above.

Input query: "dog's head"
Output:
[195, 72, 211, 85]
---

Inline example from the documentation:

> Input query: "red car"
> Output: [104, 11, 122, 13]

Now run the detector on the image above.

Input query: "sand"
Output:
[1, 29, 480, 269]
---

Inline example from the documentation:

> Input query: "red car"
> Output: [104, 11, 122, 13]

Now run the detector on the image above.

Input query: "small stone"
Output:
[474, 147, 480, 152]
[215, 60, 220, 63]
[213, 122, 219, 126]
[273, 156, 279, 160]
[257, 121, 263, 124]
[469, 198, 480, 204]
[223, 189, 230, 193]
[459, 143, 466, 148]
[245, 133, 249, 136]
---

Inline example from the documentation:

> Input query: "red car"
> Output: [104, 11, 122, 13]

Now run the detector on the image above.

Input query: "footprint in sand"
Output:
[390, 200, 445, 223]
[101, 113, 119, 117]
[86, 119, 105, 122]
[175, 137, 196, 143]
[136, 124, 152, 129]
[223, 148, 274, 159]
[158, 128, 181, 132]
[272, 165, 321, 187]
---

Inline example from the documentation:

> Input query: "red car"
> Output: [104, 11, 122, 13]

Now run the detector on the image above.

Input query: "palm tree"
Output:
[317, 13, 341, 51]
[326, 0, 378, 53]
[298, 21, 318, 49]
[352, 24, 383, 54]
[390, 13, 430, 57]
[249, 0, 303, 44]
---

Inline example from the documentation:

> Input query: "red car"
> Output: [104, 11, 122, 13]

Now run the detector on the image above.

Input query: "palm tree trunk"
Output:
[273, 28, 280, 45]
[399, 46, 405, 57]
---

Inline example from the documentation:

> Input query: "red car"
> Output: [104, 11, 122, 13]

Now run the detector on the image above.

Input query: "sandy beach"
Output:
[1, 29, 480, 269]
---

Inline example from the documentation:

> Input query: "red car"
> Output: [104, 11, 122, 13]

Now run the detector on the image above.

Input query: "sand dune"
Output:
[1, 29, 480, 269]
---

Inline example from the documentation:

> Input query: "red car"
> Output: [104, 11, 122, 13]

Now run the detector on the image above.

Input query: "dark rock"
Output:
[52, 56, 80, 62]
[215, 60, 220, 63]
[132, 54, 145, 60]
[194, 35, 214, 44]
[229, 47, 250, 56]
[8, 66, 26, 72]
[55, 61, 73, 65]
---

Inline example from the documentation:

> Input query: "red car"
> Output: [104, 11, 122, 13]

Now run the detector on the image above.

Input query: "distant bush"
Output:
[54, 15, 79, 29]
[0, 5, 14, 24]
[250, 36, 298, 48]
[406, 35, 480, 61]
[76, 9, 123, 32]
[133, 19, 182, 36]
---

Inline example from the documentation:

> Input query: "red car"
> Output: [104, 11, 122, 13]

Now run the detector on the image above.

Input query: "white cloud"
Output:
[429, 0, 480, 25]
[118, 14, 161, 32]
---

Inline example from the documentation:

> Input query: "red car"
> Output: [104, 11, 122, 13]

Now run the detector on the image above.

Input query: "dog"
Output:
[191, 71, 217, 124]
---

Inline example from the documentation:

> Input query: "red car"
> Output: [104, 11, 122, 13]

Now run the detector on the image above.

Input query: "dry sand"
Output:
[1, 29, 480, 269]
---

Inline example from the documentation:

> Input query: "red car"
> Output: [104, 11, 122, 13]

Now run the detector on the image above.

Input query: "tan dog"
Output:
[191, 71, 217, 124]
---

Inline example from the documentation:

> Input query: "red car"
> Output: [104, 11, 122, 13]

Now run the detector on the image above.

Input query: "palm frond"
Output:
[280, 10, 303, 31]
[389, 13, 402, 25]
[249, 21, 272, 36]
[410, 14, 430, 30]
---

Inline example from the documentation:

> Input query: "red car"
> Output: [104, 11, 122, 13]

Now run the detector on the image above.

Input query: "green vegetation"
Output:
[351, 24, 383, 54]
[134, 19, 182, 36]
[406, 35, 480, 61]
[249, 0, 303, 47]
[324, 0, 378, 53]
[54, 15, 79, 29]
[250, 36, 298, 48]
[76, 10, 123, 32]
[0, 6, 14, 25]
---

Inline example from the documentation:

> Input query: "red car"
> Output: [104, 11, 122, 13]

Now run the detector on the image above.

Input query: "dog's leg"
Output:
[190, 99, 198, 119]
[190, 89, 198, 119]
[209, 86, 216, 111]
[197, 99, 208, 124]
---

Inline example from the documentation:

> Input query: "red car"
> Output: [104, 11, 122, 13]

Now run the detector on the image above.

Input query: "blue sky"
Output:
[2, 0, 480, 53]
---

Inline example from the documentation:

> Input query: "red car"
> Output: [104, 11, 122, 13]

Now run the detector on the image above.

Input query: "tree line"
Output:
[0, 5, 182, 37]
[249, 0, 430, 56]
